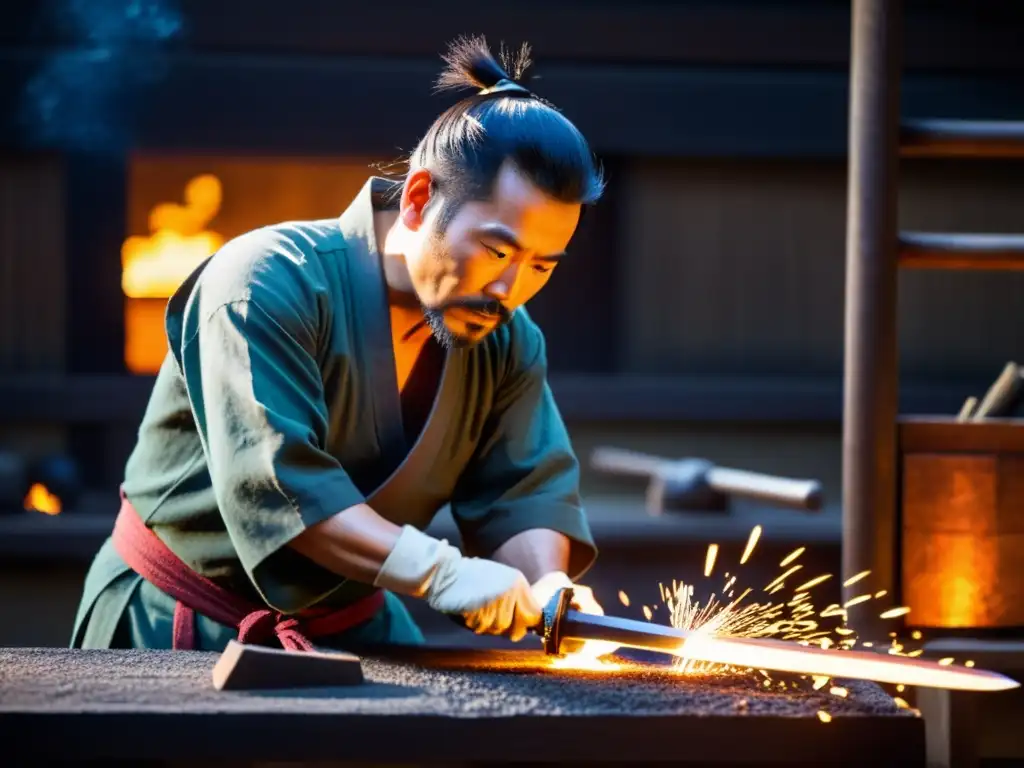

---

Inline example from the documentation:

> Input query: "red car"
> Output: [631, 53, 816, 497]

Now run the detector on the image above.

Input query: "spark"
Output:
[642, 605, 653, 620]
[896, 684, 905, 692]
[704, 544, 719, 578]
[966, 660, 975, 668]
[794, 574, 832, 592]
[817, 710, 832, 723]
[780, 547, 805, 567]
[843, 594, 872, 608]
[874, 590, 888, 598]
[911, 630, 922, 640]
[812, 675, 830, 690]
[907, 649, 923, 657]
[764, 565, 803, 592]
[880, 607, 911, 620]
[618, 591, 630, 607]
[938, 657, 954, 666]
[740, 525, 761, 564]
[830, 686, 848, 698]
[893, 697, 910, 709]
[843, 570, 871, 587]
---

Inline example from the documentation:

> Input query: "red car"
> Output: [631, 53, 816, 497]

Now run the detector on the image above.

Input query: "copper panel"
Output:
[902, 529, 1024, 627]
[903, 454, 998, 534]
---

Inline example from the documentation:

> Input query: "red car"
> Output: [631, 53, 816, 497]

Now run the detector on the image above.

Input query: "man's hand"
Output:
[373, 525, 542, 641]
[530, 571, 620, 660]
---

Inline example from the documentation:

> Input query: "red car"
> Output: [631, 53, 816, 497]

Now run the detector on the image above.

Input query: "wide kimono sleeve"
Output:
[173, 232, 366, 610]
[449, 315, 598, 581]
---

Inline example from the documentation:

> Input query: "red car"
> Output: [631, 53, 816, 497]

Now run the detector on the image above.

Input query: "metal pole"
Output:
[842, 0, 902, 642]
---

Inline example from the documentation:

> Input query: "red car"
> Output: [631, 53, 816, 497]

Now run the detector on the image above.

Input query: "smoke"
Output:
[19, 0, 183, 152]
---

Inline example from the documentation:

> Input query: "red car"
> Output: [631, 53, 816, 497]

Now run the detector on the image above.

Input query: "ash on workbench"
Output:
[0, 647, 911, 720]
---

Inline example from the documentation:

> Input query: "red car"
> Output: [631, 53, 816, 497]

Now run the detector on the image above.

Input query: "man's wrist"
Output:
[373, 525, 460, 598]
[492, 528, 571, 583]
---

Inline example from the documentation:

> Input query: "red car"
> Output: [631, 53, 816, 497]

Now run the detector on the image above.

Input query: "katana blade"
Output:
[556, 609, 1020, 692]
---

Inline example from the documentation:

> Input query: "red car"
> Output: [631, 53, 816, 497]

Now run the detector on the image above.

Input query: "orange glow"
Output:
[24, 483, 61, 515]
[123, 174, 225, 373]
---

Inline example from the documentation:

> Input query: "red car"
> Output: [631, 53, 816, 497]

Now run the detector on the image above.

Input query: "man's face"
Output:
[402, 162, 582, 348]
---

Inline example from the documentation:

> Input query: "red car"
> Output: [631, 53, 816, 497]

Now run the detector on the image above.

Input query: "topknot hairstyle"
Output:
[410, 35, 605, 230]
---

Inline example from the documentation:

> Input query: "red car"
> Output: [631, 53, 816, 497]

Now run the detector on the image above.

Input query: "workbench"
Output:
[0, 647, 925, 766]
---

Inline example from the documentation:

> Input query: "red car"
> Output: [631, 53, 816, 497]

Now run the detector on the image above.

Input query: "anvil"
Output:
[537, 588, 1020, 692]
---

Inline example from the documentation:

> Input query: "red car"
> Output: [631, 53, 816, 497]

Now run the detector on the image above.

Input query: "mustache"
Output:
[446, 297, 511, 321]
[401, 298, 512, 342]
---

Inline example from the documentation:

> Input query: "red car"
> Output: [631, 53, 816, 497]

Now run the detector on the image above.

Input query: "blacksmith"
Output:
[72, 36, 614, 658]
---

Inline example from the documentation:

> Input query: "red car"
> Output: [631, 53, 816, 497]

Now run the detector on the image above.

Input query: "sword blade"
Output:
[560, 610, 1020, 692]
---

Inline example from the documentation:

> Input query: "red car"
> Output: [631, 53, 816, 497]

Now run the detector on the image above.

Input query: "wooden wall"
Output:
[619, 157, 1024, 380]
[0, 154, 65, 373]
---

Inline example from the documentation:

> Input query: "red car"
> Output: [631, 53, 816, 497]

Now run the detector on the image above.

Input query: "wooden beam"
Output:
[0, 373, 997, 425]
[4, 1, 1024, 72]
[899, 232, 1024, 271]
[901, 119, 1024, 158]
[3, 50, 1024, 158]
[898, 416, 1024, 453]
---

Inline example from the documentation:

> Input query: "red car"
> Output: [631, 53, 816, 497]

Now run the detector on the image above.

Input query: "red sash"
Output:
[111, 493, 384, 651]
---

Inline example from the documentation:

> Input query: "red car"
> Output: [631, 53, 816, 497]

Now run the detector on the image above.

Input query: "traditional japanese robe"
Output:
[72, 177, 597, 651]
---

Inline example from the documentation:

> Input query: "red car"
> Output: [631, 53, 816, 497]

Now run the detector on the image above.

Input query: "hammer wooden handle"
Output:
[590, 446, 670, 477]
[590, 447, 823, 511]
[705, 467, 822, 511]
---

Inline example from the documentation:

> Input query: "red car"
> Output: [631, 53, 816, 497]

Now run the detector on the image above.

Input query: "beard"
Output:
[422, 297, 513, 349]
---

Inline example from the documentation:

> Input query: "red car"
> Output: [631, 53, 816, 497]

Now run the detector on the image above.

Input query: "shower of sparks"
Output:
[636, 524, 947, 695]
[817, 710, 832, 723]
[704, 544, 719, 578]
[557, 522, 987, 696]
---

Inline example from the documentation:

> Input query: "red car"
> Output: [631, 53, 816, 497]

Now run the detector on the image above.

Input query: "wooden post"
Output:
[842, 0, 903, 641]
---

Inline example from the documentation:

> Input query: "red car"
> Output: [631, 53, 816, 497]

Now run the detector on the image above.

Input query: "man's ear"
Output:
[401, 167, 434, 231]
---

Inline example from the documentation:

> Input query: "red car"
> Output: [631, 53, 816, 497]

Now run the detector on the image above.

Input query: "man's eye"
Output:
[532, 265, 552, 274]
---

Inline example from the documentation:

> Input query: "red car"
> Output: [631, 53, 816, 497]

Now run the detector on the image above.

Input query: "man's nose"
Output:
[484, 263, 521, 302]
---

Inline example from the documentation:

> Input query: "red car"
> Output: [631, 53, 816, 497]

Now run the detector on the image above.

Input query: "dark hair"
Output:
[411, 35, 605, 230]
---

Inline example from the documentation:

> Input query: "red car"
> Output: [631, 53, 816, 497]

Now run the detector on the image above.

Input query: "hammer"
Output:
[590, 446, 824, 515]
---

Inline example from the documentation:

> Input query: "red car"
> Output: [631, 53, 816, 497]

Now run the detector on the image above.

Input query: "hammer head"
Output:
[647, 459, 728, 515]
